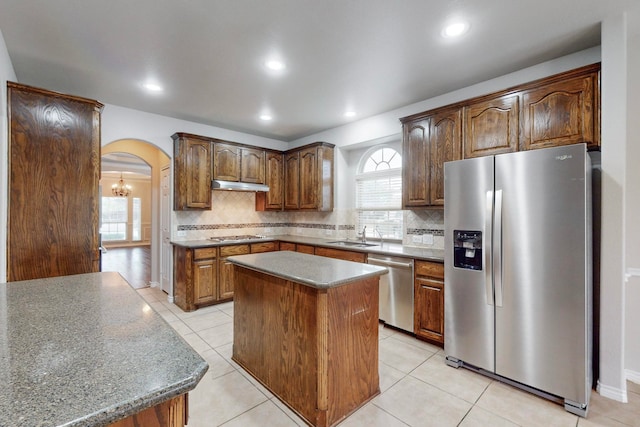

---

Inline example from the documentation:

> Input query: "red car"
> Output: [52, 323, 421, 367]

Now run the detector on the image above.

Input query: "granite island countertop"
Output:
[227, 250, 388, 289]
[0, 272, 208, 427]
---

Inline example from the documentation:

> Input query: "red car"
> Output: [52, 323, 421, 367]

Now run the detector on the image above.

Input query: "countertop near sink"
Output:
[0, 272, 208, 427]
[171, 234, 444, 263]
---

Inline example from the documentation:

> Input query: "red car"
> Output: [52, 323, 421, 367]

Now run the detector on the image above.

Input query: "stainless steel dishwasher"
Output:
[367, 254, 414, 333]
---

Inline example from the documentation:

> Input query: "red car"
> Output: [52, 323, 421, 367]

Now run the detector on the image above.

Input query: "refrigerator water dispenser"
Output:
[453, 230, 482, 270]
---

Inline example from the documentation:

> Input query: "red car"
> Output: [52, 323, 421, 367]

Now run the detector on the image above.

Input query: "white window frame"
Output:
[355, 145, 403, 242]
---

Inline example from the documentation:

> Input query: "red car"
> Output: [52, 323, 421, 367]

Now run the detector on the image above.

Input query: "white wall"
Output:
[624, 9, 640, 383]
[101, 104, 289, 157]
[0, 29, 17, 283]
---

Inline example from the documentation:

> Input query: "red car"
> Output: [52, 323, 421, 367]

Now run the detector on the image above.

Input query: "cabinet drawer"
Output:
[296, 244, 315, 254]
[279, 242, 296, 251]
[315, 247, 366, 263]
[220, 244, 250, 257]
[415, 260, 444, 279]
[251, 241, 278, 253]
[194, 247, 217, 260]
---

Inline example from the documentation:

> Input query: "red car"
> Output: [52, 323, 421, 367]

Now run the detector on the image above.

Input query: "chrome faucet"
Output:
[375, 226, 383, 244]
[358, 226, 367, 243]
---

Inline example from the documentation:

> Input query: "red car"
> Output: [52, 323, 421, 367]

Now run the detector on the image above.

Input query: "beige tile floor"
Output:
[138, 287, 640, 427]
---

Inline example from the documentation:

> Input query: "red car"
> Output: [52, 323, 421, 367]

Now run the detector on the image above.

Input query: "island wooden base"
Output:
[108, 394, 187, 427]
[232, 267, 380, 427]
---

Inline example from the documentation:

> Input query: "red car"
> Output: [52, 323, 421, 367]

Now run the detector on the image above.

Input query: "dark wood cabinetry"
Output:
[401, 119, 430, 207]
[193, 248, 217, 305]
[463, 94, 519, 158]
[401, 63, 600, 208]
[283, 143, 334, 211]
[401, 107, 462, 208]
[218, 245, 250, 300]
[520, 70, 599, 151]
[213, 142, 241, 181]
[255, 151, 284, 210]
[173, 133, 212, 211]
[414, 260, 445, 344]
[7, 82, 103, 281]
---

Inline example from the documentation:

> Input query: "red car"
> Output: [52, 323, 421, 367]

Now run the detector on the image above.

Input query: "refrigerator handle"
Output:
[485, 190, 494, 306]
[494, 189, 504, 307]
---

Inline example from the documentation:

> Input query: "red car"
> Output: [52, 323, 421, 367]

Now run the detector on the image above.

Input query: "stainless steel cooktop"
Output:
[207, 235, 266, 243]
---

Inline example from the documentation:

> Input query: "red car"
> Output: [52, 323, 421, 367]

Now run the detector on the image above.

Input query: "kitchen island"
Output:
[228, 251, 387, 427]
[0, 272, 208, 427]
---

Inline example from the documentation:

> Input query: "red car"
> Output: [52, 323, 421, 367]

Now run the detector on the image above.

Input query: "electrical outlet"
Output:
[412, 235, 422, 244]
[325, 229, 333, 236]
[422, 233, 434, 245]
[177, 230, 187, 237]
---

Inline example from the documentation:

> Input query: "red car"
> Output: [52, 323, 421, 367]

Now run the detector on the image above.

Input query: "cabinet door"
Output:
[8, 82, 103, 281]
[415, 277, 444, 343]
[284, 151, 300, 210]
[213, 142, 241, 181]
[464, 94, 519, 158]
[218, 245, 250, 300]
[279, 242, 297, 251]
[296, 244, 315, 254]
[241, 147, 265, 183]
[521, 72, 599, 150]
[430, 108, 462, 206]
[402, 119, 430, 207]
[299, 147, 319, 209]
[173, 136, 212, 210]
[256, 151, 284, 211]
[194, 259, 216, 304]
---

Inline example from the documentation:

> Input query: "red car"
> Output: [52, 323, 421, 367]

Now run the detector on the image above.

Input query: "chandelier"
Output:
[112, 173, 132, 197]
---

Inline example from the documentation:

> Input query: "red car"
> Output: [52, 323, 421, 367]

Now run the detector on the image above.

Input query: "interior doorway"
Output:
[101, 140, 171, 296]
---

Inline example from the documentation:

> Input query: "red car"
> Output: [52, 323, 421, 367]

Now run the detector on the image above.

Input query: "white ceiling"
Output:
[0, 0, 637, 142]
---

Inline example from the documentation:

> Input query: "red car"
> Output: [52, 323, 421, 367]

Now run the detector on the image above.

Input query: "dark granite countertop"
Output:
[227, 251, 388, 289]
[0, 272, 208, 427]
[171, 234, 444, 262]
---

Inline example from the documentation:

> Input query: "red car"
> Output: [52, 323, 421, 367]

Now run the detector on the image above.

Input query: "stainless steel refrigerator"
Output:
[444, 143, 592, 417]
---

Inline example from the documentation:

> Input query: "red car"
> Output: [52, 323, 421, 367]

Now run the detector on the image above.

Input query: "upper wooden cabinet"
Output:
[7, 82, 103, 281]
[173, 133, 212, 210]
[401, 107, 462, 208]
[241, 147, 266, 183]
[213, 142, 241, 181]
[213, 142, 265, 184]
[256, 150, 284, 211]
[402, 118, 430, 207]
[520, 70, 599, 151]
[430, 108, 462, 205]
[284, 142, 334, 211]
[463, 94, 519, 158]
[400, 63, 600, 208]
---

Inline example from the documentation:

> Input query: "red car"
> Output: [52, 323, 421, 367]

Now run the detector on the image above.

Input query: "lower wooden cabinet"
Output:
[295, 244, 315, 254]
[314, 246, 367, 263]
[414, 260, 445, 344]
[219, 245, 251, 300]
[108, 394, 188, 427]
[278, 241, 297, 251]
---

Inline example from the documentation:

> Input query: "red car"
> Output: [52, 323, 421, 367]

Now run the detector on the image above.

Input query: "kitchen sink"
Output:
[327, 240, 379, 247]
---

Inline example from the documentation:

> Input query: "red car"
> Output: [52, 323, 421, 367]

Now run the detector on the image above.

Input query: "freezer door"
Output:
[444, 156, 495, 372]
[494, 144, 591, 405]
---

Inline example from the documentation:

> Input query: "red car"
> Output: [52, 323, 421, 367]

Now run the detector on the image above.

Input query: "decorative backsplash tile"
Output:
[173, 191, 445, 249]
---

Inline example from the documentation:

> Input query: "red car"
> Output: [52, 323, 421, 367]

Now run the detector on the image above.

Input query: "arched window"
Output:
[356, 146, 403, 241]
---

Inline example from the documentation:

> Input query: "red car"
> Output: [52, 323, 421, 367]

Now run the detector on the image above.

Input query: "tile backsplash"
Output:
[173, 191, 445, 250]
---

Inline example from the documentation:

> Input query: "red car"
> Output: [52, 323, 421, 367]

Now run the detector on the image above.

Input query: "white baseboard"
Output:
[149, 281, 160, 288]
[167, 295, 174, 303]
[597, 380, 629, 403]
[626, 369, 640, 384]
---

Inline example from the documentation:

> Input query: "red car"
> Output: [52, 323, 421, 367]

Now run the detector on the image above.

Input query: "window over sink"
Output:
[356, 147, 403, 241]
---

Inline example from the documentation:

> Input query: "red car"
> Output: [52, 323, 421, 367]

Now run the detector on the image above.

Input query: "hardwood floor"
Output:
[101, 246, 151, 289]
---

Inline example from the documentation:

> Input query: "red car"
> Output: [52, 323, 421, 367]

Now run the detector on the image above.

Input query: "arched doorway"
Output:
[101, 140, 171, 298]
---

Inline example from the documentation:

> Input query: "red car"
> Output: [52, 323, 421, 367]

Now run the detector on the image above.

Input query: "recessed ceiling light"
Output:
[442, 21, 469, 38]
[265, 60, 286, 71]
[142, 82, 163, 92]
[259, 114, 273, 121]
[344, 111, 356, 118]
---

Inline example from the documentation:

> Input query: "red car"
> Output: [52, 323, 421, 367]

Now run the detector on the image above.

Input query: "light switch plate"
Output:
[177, 230, 187, 237]
[412, 235, 422, 244]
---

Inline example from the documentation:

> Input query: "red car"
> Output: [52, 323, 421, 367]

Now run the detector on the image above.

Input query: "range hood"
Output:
[211, 180, 269, 192]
